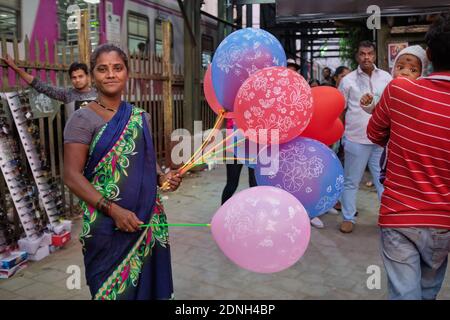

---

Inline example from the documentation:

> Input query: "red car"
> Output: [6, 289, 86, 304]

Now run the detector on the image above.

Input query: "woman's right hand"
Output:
[110, 204, 144, 233]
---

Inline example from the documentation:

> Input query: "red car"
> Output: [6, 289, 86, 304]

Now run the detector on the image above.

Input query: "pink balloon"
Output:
[204, 64, 224, 116]
[234, 67, 314, 145]
[211, 186, 311, 273]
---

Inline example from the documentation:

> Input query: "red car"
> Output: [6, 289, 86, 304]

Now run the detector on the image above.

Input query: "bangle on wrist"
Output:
[107, 201, 112, 217]
[95, 196, 103, 211]
[96, 197, 112, 217]
[157, 173, 164, 187]
[103, 199, 111, 217]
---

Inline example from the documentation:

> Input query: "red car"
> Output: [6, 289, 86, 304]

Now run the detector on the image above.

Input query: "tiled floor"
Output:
[1, 165, 449, 300]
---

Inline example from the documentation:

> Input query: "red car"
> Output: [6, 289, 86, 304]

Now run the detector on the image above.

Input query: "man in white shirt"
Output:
[338, 41, 392, 233]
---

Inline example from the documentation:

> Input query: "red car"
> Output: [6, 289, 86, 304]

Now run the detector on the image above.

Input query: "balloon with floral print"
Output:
[211, 186, 311, 273]
[211, 28, 286, 111]
[234, 67, 314, 145]
[255, 137, 344, 218]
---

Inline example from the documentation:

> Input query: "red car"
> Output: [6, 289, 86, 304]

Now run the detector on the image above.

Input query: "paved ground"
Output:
[1, 165, 449, 300]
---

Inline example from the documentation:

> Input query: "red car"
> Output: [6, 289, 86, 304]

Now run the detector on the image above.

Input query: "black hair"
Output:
[89, 43, 129, 75]
[286, 63, 300, 71]
[137, 42, 146, 51]
[287, 62, 300, 71]
[309, 79, 320, 86]
[425, 14, 450, 71]
[333, 66, 350, 78]
[332, 65, 351, 86]
[68, 62, 88, 77]
[357, 40, 376, 52]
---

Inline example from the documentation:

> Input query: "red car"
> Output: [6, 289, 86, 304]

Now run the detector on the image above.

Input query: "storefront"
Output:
[275, 0, 450, 71]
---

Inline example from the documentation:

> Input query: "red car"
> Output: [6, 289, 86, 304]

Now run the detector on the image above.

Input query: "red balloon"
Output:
[204, 64, 235, 119]
[303, 118, 344, 145]
[234, 67, 313, 145]
[204, 64, 224, 116]
[301, 86, 345, 144]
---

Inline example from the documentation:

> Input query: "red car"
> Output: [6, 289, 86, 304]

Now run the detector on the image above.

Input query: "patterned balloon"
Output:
[234, 67, 314, 145]
[255, 137, 344, 218]
[211, 28, 286, 111]
[211, 186, 311, 274]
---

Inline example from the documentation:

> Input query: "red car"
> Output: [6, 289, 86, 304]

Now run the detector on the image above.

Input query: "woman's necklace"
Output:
[94, 100, 118, 113]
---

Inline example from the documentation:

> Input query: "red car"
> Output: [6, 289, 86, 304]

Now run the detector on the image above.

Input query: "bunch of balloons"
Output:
[202, 28, 346, 274]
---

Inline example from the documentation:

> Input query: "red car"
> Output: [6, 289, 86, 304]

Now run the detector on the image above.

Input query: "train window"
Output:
[154, 18, 174, 59]
[128, 12, 149, 54]
[201, 34, 214, 68]
[0, 0, 21, 41]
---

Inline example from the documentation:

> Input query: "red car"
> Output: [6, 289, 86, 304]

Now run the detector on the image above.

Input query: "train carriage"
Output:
[0, 0, 218, 69]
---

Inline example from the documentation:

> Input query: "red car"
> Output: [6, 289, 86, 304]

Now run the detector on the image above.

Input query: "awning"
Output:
[276, 0, 450, 22]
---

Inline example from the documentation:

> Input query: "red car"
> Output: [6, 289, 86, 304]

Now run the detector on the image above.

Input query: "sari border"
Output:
[92, 117, 134, 175]
[93, 195, 170, 300]
[87, 106, 146, 179]
[94, 225, 151, 300]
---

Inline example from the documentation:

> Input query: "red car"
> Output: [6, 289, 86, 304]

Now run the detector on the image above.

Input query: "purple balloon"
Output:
[211, 186, 311, 274]
[255, 137, 344, 218]
[211, 28, 286, 111]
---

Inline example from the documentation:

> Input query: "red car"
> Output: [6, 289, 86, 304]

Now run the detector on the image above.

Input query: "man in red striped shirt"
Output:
[367, 15, 450, 300]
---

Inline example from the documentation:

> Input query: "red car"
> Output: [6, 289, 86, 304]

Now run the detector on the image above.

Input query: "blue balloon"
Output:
[255, 137, 344, 219]
[211, 28, 286, 111]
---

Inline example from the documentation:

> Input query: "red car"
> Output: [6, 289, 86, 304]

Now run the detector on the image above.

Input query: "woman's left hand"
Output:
[160, 171, 182, 191]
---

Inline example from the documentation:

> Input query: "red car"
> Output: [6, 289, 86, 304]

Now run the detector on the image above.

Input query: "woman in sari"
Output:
[63, 44, 181, 300]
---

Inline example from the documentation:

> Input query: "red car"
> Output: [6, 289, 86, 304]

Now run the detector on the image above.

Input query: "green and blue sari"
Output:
[79, 102, 173, 300]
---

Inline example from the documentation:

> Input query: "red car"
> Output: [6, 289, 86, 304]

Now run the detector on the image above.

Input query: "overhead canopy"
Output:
[276, 0, 450, 22]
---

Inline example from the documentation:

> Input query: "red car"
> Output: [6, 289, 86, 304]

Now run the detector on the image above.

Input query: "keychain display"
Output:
[0, 102, 43, 241]
[3, 92, 65, 232]
[0, 193, 24, 252]
[0, 193, 11, 252]
[0, 108, 11, 252]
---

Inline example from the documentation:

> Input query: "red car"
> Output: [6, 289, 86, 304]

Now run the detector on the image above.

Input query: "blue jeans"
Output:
[341, 137, 384, 223]
[380, 227, 450, 300]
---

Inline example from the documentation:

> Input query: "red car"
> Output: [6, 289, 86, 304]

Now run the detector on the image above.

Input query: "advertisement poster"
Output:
[106, 1, 121, 45]
[388, 42, 408, 68]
